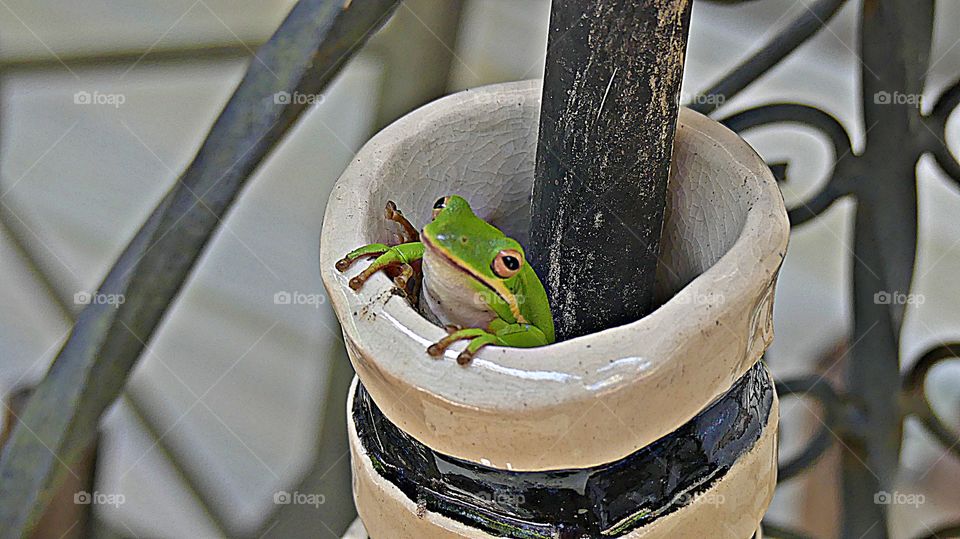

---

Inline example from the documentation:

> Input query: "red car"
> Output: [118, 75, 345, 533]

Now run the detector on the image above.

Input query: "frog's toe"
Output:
[392, 262, 416, 292]
[384, 200, 399, 218]
[456, 350, 474, 366]
[335, 258, 351, 272]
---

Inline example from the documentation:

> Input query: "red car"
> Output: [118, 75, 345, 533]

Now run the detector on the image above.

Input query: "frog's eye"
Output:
[432, 196, 450, 219]
[492, 249, 523, 278]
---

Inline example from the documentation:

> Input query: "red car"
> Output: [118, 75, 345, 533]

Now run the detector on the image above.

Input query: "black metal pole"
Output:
[531, 0, 692, 340]
[842, 1, 933, 537]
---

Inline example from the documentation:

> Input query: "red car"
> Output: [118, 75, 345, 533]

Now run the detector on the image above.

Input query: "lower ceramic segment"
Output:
[342, 520, 766, 538]
[347, 363, 778, 538]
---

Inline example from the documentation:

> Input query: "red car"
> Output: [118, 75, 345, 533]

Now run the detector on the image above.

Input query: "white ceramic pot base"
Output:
[347, 376, 778, 539]
[342, 520, 764, 539]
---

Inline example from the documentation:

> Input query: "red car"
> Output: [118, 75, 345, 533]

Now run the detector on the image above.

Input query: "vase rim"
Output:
[320, 80, 789, 470]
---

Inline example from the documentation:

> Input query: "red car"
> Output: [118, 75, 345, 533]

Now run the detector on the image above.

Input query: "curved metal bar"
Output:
[786, 184, 844, 226]
[0, 1, 404, 535]
[927, 78, 960, 183]
[721, 104, 852, 170]
[775, 376, 844, 482]
[687, 0, 848, 114]
[721, 104, 855, 226]
[902, 344, 960, 460]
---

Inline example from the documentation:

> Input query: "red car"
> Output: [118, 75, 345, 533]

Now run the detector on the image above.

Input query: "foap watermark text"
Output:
[874, 490, 924, 508]
[74, 90, 126, 108]
[874, 290, 924, 305]
[74, 490, 125, 507]
[274, 490, 325, 507]
[274, 91, 325, 106]
[874, 90, 923, 108]
[75, 291, 125, 308]
[274, 290, 326, 308]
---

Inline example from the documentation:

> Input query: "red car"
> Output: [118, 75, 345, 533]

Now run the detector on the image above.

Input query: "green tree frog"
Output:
[336, 195, 555, 365]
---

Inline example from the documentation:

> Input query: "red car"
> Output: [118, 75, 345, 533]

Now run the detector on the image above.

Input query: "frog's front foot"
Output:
[338, 242, 425, 292]
[336, 243, 388, 273]
[337, 200, 427, 292]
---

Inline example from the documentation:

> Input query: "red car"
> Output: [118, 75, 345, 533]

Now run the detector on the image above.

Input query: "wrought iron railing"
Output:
[692, 1, 960, 537]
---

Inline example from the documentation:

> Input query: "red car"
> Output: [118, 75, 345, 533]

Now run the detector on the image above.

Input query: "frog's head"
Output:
[421, 195, 527, 323]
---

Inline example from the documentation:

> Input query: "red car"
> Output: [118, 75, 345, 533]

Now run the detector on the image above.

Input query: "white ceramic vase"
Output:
[320, 80, 789, 538]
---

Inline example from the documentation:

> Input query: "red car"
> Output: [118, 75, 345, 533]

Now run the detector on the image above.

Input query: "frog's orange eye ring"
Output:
[492, 249, 523, 278]
[432, 196, 450, 219]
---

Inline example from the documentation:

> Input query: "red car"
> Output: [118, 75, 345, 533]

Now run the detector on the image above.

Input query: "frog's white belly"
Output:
[421, 246, 497, 329]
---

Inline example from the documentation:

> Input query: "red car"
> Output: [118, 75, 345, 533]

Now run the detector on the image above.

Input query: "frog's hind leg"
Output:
[385, 201, 419, 243]
[427, 328, 489, 358]
[456, 334, 500, 365]
[336, 243, 389, 272]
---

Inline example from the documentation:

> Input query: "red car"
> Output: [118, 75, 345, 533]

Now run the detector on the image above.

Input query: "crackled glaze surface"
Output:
[319, 80, 788, 471]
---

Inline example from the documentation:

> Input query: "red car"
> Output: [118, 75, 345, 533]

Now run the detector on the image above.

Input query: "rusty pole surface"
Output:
[530, 0, 692, 341]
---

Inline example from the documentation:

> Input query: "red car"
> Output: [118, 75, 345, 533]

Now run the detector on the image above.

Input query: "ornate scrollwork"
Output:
[775, 375, 845, 482]
[688, 2, 960, 536]
[902, 343, 960, 459]
[688, 0, 848, 116]
[720, 104, 854, 226]
[925, 79, 960, 184]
